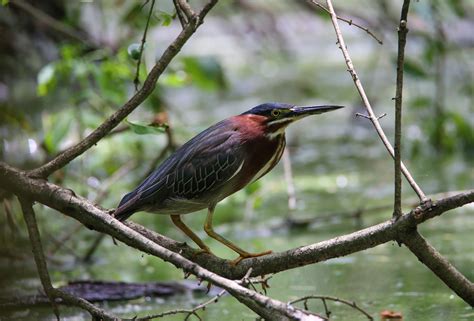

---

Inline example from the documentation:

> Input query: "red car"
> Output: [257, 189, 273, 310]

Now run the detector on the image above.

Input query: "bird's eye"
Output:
[271, 109, 281, 117]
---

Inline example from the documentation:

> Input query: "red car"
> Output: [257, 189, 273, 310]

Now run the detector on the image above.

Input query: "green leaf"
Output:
[156, 11, 173, 26]
[182, 56, 226, 91]
[37, 63, 57, 96]
[1, 0, 9, 6]
[160, 72, 188, 87]
[245, 181, 261, 196]
[125, 119, 167, 135]
[43, 112, 73, 154]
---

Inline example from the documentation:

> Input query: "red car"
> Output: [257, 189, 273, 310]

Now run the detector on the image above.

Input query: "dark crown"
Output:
[241, 102, 293, 116]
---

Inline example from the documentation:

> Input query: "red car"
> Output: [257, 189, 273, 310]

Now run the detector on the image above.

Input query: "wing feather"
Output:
[115, 120, 246, 219]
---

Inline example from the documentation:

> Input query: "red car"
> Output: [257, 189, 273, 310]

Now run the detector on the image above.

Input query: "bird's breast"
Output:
[234, 133, 286, 191]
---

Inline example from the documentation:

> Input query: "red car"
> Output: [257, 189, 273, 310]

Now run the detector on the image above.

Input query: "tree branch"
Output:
[400, 230, 474, 306]
[289, 295, 373, 320]
[19, 198, 60, 321]
[324, 0, 427, 202]
[2, 162, 472, 281]
[393, 0, 410, 219]
[306, 0, 383, 45]
[133, 0, 156, 91]
[28, 0, 218, 179]
[19, 198, 118, 320]
[2, 164, 324, 320]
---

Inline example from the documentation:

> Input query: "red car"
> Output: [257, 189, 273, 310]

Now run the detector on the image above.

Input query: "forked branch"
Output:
[29, 0, 218, 179]
[324, 0, 427, 202]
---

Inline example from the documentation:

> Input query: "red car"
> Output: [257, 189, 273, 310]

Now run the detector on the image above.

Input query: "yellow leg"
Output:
[204, 205, 272, 265]
[171, 215, 211, 255]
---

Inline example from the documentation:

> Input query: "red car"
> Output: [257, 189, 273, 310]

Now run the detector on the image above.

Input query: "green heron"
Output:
[115, 102, 343, 263]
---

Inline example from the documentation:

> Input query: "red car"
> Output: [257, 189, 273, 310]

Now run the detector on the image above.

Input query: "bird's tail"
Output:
[114, 191, 141, 221]
[113, 206, 135, 221]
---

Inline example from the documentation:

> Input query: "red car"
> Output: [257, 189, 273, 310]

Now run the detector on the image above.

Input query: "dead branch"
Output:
[2, 162, 472, 306]
[400, 230, 474, 306]
[306, 0, 383, 45]
[393, 0, 410, 219]
[289, 295, 373, 320]
[133, 0, 156, 91]
[28, 0, 218, 179]
[324, 0, 427, 202]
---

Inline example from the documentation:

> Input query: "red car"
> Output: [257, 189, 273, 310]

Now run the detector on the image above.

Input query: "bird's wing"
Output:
[115, 120, 245, 219]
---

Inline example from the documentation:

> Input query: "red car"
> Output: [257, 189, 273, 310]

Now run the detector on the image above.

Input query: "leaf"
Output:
[37, 63, 57, 96]
[43, 112, 73, 154]
[245, 181, 261, 196]
[182, 56, 226, 91]
[125, 119, 167, 135]
[160, 72, 188, 87]
[156, 11, 173, 26]
[1, 0, 9, 6]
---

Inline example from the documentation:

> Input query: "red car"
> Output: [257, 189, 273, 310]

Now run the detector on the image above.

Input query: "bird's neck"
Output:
[233, 114, 287, 141]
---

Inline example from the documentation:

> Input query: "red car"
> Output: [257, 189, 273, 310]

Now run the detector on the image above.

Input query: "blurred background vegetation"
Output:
[0, 0, 473, 320]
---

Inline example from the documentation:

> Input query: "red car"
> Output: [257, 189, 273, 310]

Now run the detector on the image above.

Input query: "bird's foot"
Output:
[192, 246, 214, 258]
[230, 250, 272, 266]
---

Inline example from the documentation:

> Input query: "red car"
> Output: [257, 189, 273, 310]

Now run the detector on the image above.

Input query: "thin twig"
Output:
[324, 0, 427, 202]
[289, 295, 373, 320]
[28, 0, 218, 179]
[307, 0, 383, 45]
[136, 288, 226, 320]
[173, 0, 188, 28]
[393, 0, 410, 219]
[134, 0, 156, 91]
[19, 199, 118, 320]
[19, 198, 60, 321]
[177, 0, 196, 20]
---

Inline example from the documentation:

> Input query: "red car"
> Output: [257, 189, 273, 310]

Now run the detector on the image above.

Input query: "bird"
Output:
[114, 102, 343, 264]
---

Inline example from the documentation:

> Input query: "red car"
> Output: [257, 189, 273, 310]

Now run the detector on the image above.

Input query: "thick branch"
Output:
[324, 0, 427, 202]
[2, 162, 472, 281]
[1, 163, 319, 320]
[28, 0, 218, 178]
[393, 0, 410, 219]
[400, 231, 474, 306]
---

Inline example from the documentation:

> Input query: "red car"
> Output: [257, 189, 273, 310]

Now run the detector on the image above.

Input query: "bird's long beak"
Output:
[290, 105, 344, 118]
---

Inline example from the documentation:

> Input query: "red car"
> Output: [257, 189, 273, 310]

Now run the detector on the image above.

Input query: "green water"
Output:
[1, 144, 472, 320]
[1, 1, 473, 319]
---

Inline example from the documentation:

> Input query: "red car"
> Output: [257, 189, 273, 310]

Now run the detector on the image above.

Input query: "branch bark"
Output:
[2, 162, 472, 292]
[2, 164, 323, 320]
[19, 198, 118, 320]
[393, 0, 410, 219]
[400, 230, 474, 306]
[324, 0, 427, 202]
[28, 0, 218, 179]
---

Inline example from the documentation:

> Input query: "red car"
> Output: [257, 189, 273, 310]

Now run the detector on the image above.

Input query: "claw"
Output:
[192, 246, 213, 258]
[230, 250, 272, 265]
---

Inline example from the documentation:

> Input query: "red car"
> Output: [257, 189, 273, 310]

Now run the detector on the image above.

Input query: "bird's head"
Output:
[241, 102, 344, 137]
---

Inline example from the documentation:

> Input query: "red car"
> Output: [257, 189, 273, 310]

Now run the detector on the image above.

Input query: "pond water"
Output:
[1, 122, 472, 320]
[1, 1, 473, 320]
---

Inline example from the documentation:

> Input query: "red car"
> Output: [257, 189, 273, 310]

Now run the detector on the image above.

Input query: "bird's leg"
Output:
[170, 215, 212, 255]
[204, 206, 272, 265]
